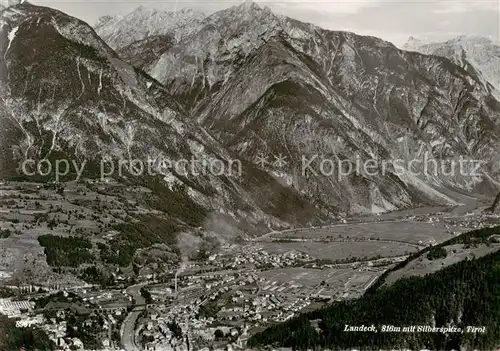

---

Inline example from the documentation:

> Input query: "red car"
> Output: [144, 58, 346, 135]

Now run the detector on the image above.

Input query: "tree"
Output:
[214, 329, 224, 340]
[139, 287, 153, 304]
[167, 321, 182, 339]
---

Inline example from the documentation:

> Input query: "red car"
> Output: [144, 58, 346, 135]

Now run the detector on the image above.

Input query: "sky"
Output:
[30, 0, 500, 47]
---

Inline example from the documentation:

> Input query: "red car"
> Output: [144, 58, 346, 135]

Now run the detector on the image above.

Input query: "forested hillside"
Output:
[248, 227, 500, 350]
[0, 315, 54, 350]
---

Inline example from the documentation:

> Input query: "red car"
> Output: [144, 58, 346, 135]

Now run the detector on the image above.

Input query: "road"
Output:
[120, 283, 147, 351]
[119, 271, 245, 351]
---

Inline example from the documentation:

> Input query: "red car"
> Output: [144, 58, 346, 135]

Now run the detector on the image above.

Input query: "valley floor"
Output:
[1, 181, 499, 350]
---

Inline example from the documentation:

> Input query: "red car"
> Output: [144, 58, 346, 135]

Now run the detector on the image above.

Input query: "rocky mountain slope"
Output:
[0, 1, 327, 241]
[404, 36, 500, 98]
[117, 34, 175, 69]
[3, 1, 500, 227]
[0, 0, 21, 10]
[94, 6, 205, 50]
[100, 2, 500, 214]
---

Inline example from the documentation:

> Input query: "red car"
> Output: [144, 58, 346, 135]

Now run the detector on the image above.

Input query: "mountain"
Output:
[248, 226, 500, 350]
[103, 2, 500, 214]
[0, 1, 329, 240]
[404, 36, 500, 98]
[3, 1, 500, 224]
[117, 34, 175, 69]
[94, 6, 205, 50]
[0, 0, 21, 10]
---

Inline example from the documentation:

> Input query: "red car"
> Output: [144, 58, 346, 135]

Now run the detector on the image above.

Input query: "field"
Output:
[0, 180, 180, 287]
[254, 219, 476, 263]
[269, 221, 466, 244]
[258, 241, 417, 261]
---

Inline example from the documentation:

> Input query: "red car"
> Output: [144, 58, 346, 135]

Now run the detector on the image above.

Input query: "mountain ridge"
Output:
[94, 5, 205, 50]
[403, 35, 500, 98]
[3, 2, 500, 220]
[1, 2, 330, 240]
[110, 2, 500, 213]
